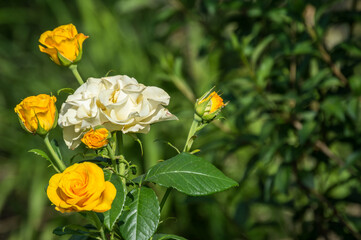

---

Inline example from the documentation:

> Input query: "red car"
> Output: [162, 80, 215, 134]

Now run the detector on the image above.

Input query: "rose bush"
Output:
[58, 75, 177, 149]
[47, 162, 116, 213]
[39, 23, 88, 66]
[14, 94, 57, 134]
[81, 128, 109, 149]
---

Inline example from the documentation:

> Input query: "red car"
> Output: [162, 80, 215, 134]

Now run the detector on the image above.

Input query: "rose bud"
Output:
[14, 94, 58, 135]
[39, 23, 88, 66]
[81, 128, 109, 149]
[195, 89, 226, 122]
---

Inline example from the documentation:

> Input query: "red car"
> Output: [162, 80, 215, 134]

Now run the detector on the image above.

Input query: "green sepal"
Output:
[35, 114, 49, 136]
[52, 106, 58, 130]
[57, 88, 75, 95]
[57, 52, 73, 66]
[73, 45, 83, 63]
[15, 113, 33, 133]
[194, 100, 209, 118]
[194, 87, 215, 117]
[201, 108, 222, 122]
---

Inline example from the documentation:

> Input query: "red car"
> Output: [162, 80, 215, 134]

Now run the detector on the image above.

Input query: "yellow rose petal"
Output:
[93, 181, 117, 212]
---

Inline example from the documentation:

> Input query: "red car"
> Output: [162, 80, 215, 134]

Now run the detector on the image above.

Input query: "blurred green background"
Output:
[2, 0, 361, 239]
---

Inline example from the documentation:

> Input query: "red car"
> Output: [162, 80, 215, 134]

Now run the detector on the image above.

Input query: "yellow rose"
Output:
[47, 162, 116, 213]
[39, 24, 88, 66]
[195, 90, 226, 121]
[14, 94, 57, 134]
[81, 128, 109, 149]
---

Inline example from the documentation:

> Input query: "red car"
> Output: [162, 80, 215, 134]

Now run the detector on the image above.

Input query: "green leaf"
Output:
[152, 233, 187, 240]
[131, 174, 145, 184]
[273, 166, 290, 194]
[29, 149, 51, 163]
[119, 187, 160, 240]
[256, 57, 274, 89]
[291, 41, 314, 55]
[298, 121, 316, 145]
[251, 35, 274, 67]
[57, 88, 75, 95]
[321, 97, 345, 121]
[144, 153, 238, 196]
[53, 224, 97, 237]
[104, 174, 126, 230]
[343, 150, 361, 172]
[349, 75, 361, 96]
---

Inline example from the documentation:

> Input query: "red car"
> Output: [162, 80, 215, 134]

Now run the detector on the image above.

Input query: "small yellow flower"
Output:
[195, 90, 226, 121]
[81, 128, 109, 149]
[14, 94, 57, 135]
[47, 162, 116, 213]
[39, 24, 88, 66]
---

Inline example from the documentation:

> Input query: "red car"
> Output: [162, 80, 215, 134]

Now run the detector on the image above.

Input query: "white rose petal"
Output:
[58, 75, 178, 149]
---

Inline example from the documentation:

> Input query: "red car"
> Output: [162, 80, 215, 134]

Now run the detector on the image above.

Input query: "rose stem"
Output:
[69, 64, 84, 85]
[160, 115, 202, 212]
[183, 114, 201, 152]
[116, 131, 125, 176]
[160, 188, 172, 212]
[106, 144, 117, 173]
[43, 134, 66, 172]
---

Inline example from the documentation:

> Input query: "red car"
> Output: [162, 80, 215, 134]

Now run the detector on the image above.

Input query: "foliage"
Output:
[1, 0, 361, 239]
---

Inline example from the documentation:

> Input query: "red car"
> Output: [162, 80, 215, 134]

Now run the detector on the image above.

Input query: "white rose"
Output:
[58, 75, 178, 149]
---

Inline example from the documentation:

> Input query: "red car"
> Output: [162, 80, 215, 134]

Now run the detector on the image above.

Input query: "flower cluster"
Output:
[14, 23, 227, 235]
[14, 24, 180, 214]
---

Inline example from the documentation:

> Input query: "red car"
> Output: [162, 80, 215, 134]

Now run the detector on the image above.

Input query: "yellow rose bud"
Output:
[81, 128, 109, 149]
[39, 23, 88, 66]
[195, 90, 226, 121]
[47, 162, 116, 213]
[14, 94, 57, 135]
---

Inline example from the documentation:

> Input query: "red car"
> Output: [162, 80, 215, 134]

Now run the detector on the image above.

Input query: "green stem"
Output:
[69, 64, 84, 85]
[116, 131, 126, 176]
[43, 134, 66, 172]
[160, 188, 172, 212]
[183, 114, 201, 152]
[161, 115, 202, 213]
[88, 212, 106, 240]
[106, 144, 117, 172]
[116, 131, 124, 155]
